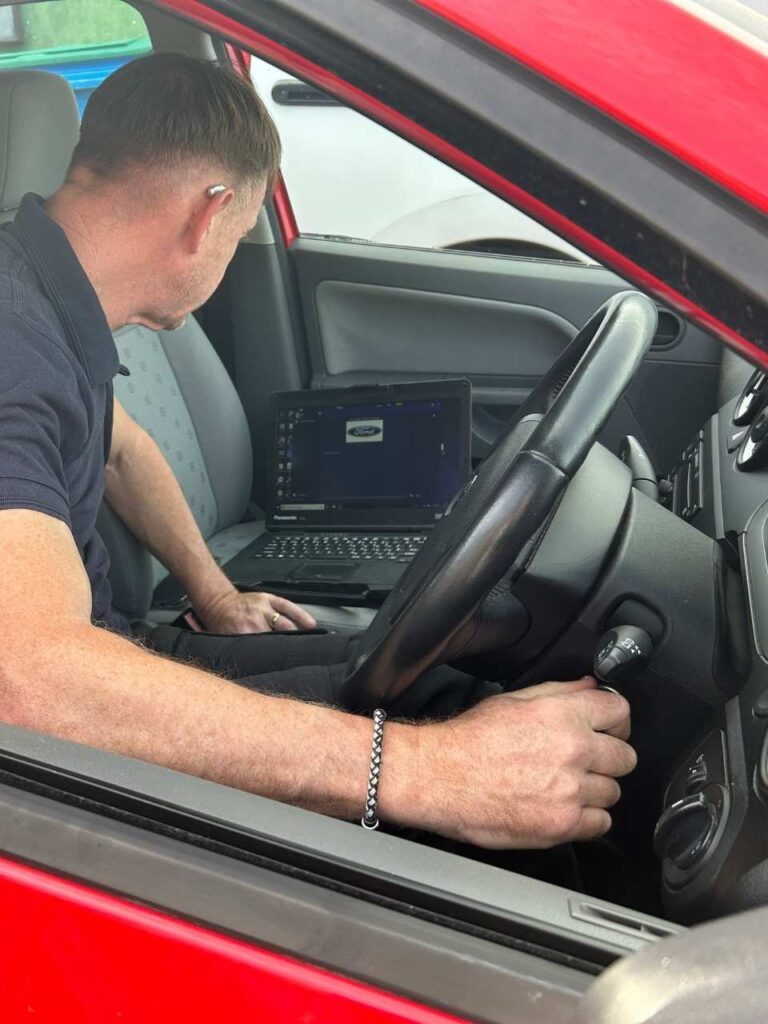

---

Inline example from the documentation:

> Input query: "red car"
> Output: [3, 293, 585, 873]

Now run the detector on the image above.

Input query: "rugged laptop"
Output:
[223, 379, 471, 602]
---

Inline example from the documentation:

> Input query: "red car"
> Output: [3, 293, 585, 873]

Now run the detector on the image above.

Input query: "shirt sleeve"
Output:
[0, 313, 84, 528]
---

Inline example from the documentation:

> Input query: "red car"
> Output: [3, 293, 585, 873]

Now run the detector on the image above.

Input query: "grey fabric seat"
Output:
[110, 320, 260, 595]
[0, 69, 80, 223]
[107, 320, 372, 633]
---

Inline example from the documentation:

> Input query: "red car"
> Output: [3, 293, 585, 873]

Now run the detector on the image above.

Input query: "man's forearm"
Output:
[0, 621, 419, 824]
[105, 422, 235, 612]
[0, 510, 638, 850]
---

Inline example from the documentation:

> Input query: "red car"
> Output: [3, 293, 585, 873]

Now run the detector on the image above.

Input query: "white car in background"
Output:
[250, 56, 592, 262]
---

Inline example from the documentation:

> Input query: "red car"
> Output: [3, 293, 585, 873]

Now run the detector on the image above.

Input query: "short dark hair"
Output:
[70, 52, 281, 189]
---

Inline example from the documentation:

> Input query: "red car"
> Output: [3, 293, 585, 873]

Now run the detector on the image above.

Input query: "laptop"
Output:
[222, 379, 472, 603]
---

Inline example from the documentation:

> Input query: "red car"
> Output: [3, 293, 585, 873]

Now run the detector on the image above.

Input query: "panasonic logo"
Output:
[274, 515, 298, 521]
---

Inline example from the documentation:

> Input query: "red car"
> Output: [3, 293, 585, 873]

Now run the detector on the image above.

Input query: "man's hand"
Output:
[383, 676, 636, 849]
[196, 589, 317, 634]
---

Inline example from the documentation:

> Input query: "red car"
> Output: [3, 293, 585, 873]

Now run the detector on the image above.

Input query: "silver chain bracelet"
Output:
[361, 708, 387, 830]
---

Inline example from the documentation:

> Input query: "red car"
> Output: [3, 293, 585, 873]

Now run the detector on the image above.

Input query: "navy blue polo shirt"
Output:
[0, 193, 127, 632]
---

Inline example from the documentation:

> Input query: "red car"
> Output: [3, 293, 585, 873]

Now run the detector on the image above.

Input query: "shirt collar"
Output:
[6, 193, 119, 385]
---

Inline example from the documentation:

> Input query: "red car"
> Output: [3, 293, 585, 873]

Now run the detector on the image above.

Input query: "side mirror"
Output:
[576, 904, 768, 1024]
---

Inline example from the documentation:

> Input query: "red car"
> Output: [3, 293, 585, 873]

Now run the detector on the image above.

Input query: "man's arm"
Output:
[0, 509, 637, 849]
[0, 508, 403, 817]
[104, 399, 314, 632]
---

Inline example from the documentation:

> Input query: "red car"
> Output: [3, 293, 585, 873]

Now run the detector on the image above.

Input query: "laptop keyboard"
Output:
[256, 533, 427, 563]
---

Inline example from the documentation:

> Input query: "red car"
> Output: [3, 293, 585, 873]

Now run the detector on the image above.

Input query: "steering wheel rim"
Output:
[342, 291, 658, 712]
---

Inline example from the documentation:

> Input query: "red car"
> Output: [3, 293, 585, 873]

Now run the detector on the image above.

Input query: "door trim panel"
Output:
[316, 280, 576, 378]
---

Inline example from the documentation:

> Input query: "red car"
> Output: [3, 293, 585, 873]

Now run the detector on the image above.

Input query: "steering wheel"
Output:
[341, 291, 658, 712]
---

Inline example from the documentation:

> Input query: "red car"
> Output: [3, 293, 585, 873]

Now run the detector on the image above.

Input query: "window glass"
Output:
[251, 56, 593, 264]
[0, 0, 151, 112]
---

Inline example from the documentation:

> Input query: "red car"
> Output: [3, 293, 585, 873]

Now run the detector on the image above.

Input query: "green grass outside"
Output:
[0, 0, 149, 54]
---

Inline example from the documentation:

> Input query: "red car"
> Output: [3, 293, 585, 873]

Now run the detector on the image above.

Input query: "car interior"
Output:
[2, 0, 768, 1014]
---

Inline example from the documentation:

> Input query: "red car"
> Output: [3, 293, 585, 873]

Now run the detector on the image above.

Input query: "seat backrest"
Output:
[0, 69, 79, 220]
[111, 320, 254, 590]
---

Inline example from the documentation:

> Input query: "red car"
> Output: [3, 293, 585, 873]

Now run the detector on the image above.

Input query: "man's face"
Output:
[137, 180, 266, 332]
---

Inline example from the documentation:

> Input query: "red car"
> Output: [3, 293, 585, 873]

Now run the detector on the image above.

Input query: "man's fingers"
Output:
[590, 732, 637, 778]
[577, 687, 631, 739]
[272, 614, 298, 632]
[581, 772, 622, 809]
[269, 595, 317, 630]
[509, 676, 597, 701]
[572, 808, 613, 842]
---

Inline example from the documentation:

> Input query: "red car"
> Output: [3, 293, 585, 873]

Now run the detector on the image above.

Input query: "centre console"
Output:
[653, 372, 768, 921]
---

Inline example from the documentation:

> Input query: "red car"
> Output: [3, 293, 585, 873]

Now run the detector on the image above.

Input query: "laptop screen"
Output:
[267, 380, 471, 530]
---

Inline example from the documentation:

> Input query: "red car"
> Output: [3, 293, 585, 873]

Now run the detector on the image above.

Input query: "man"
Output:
[0, 54, 635, 849]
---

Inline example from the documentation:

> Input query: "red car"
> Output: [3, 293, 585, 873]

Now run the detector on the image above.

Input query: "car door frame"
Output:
[2, 0, 767, 1016]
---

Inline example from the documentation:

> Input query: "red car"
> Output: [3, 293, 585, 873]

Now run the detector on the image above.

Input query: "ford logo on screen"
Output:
[346, 418, 384, 443]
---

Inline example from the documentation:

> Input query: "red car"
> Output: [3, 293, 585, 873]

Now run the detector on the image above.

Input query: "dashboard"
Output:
[654, 366, 768, 922]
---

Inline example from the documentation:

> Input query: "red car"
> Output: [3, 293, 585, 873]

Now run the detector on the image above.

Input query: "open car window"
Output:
[249, 54, 595, 265]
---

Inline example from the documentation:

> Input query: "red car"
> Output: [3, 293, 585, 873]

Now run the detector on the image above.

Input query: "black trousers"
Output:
[146, 625, 501, 718]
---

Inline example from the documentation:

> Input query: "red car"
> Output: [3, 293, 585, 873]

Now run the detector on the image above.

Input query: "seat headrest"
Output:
[0, 70, 79, 215]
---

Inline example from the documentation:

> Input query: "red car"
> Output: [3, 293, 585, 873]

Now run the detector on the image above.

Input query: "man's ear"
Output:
[187, 187, 235, 253]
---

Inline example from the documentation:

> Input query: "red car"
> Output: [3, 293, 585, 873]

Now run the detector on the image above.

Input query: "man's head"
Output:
[52, 53, 281, 331]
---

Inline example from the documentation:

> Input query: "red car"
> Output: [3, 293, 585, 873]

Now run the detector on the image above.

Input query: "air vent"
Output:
[651, 309, 684, 349]
[733, 368, 768, 426]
